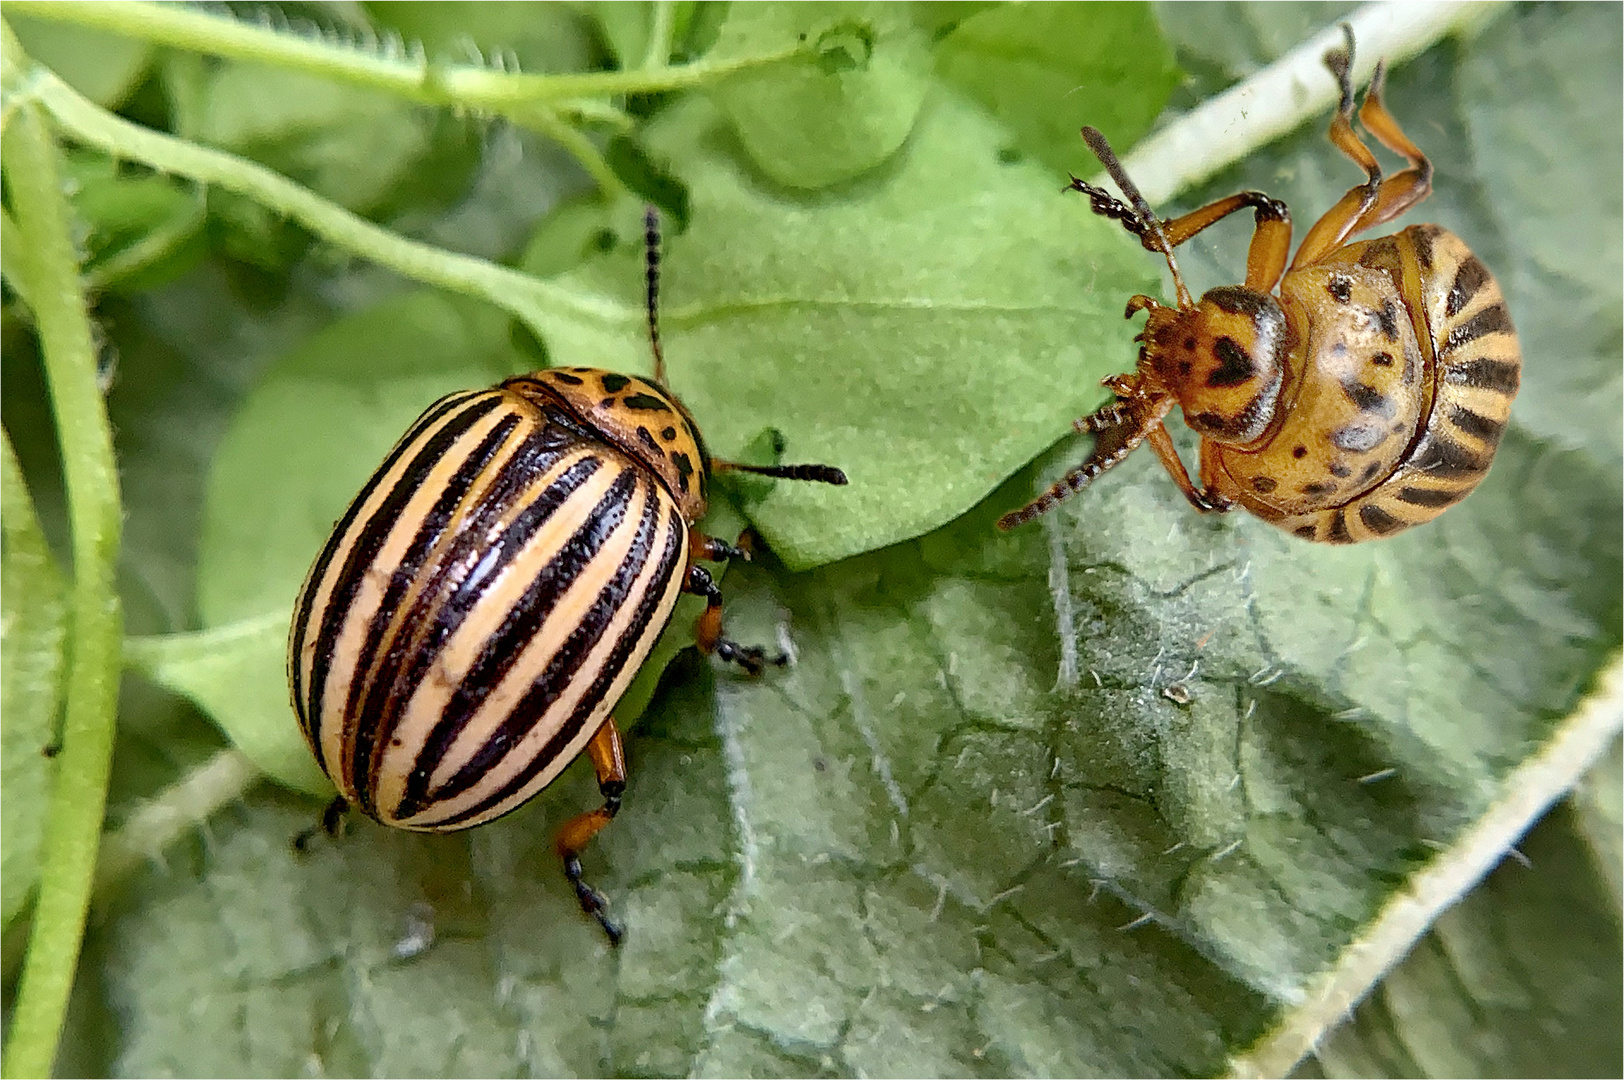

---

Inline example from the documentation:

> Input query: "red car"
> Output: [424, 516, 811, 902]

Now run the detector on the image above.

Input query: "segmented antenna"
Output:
[711, 461, 849, 485]
[644, 205, 667, 386]
[1079, 126, 1193, 309]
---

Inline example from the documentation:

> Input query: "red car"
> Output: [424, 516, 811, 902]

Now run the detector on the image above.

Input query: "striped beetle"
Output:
[289, 209, 846, 943]
[999, 27, 1519, 542]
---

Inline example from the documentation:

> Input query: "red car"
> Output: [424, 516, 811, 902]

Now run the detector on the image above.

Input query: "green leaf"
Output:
[61, 148, 206, 294]
[98, 261, 337, 637]
[81, 412, 1622, 1074]
[705, 2, 933, 188]
[172, 58, 483, 232]
[123, 615, 327, 796]
[1, 437, 67, 931]
[548, 90, 1160, 568]
[6, 13, 151, 108]
[1296, 789, 1623, 1078]
[934, 2, 1181, 174]
[516, 193, 618, 280]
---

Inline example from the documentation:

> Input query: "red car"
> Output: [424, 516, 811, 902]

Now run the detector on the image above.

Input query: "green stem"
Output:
[5, 1, 802, 107]
[0, 37, 124, 1080]
[1120, 0, 1507, 203]
[20, 55, 632, 340]
[642, 1, 678, 71]
[92, 751, 261, 908]
[514, 104, 629, 200]
[0, 206, 33, 309]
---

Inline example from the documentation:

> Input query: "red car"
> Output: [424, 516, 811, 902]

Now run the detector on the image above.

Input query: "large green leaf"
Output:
[1296, 779, 1623, 1078]
[934, 3, 1180, 175]
[704, 2, 934, 189]
[84, 411, 1620, 1073]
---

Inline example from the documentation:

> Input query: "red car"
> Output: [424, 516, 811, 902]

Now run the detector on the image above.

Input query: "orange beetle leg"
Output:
[1146, 423, 1234, 514]
[685, 563, 783, 675]
[556, 717, 629, 946]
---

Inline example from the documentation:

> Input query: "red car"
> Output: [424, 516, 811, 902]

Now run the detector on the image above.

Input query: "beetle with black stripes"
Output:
[289, 208, 846, 944]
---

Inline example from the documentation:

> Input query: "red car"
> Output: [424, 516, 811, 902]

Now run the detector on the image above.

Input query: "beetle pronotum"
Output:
[289, 209, 846, 942]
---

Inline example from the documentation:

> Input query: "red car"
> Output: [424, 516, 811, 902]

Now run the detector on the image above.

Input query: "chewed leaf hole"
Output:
[815, 21, 876, 73]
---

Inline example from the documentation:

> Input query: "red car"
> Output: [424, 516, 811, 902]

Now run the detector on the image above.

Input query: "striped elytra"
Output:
[289, 209, 847, 943]
[289, 387, 688, 831]
[998, 27, 1519, 542]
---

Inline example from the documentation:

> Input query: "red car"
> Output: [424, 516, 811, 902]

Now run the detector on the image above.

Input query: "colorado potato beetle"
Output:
[999, 28, 1520, 542]
[289, 209, 846, 942]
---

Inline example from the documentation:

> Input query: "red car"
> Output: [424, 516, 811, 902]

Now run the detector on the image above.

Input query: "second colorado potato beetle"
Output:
[999, 28, 1520, 542]
[289, 209, 846, 942]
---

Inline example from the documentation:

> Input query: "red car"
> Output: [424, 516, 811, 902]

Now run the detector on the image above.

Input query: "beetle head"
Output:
[1138, 285, 1289, 446]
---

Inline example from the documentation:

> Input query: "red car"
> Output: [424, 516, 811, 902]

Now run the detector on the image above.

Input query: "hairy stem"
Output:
[1119, 1, 1507, 203]
[16, 55, 635, 343]
[92, 751, 262, 907]
[4, 0, 802, 109]
[0, 32, 125, 1080]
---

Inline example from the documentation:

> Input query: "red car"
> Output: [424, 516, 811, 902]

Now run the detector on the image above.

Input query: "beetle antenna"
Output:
[644, 205, 667, 386]
[1079, 126, 1193, 309]
[712, 460, 849, 486]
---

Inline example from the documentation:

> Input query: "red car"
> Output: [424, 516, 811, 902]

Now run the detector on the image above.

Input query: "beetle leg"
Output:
[691, 528, 749, 563]
[555, 717, 629, 946]
[686, 564, 781, 675]
[1151, 193, 1295, 294]
[1198, 439, 1245, 512]
[1070, 175, 1292, 294]
[1347, 60, 1433, 230]
[292, 794, 351, 854]
[1075, 405, 1130, 435]
[1292, 26, 1386, 269]
[1146, 424, 1234, 514]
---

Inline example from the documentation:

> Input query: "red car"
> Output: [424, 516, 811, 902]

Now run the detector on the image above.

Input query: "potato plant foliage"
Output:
[1, 3, 1619, 1077]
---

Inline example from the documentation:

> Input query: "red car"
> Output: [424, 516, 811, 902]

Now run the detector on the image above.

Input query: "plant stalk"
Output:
[3, 0, 801, 108]
[0, 42, 125, 1080]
